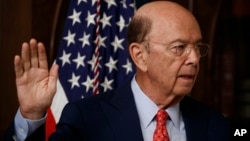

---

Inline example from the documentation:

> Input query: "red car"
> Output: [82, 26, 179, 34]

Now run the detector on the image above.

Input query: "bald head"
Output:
[136, 1, 192, 18]
[127, 1, 201, 45]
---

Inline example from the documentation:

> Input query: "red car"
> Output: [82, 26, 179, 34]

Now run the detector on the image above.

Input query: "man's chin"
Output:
[174, 87, 193, 96]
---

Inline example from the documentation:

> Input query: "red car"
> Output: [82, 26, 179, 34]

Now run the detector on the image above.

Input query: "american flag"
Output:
[46, 0, 136, 139]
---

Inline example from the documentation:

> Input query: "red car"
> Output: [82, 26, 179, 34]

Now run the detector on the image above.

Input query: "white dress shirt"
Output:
[131, 76, 187, 141]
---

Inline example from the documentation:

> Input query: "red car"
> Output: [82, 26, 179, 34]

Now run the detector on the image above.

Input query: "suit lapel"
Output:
[99, 84, 211, 141]
[100, 82, 144, 141]
[181, 96, 209, 141]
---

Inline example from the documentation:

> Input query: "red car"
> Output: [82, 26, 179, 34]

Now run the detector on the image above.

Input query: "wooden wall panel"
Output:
[0, 0, 32, 138]
[0, 0, 58, 138]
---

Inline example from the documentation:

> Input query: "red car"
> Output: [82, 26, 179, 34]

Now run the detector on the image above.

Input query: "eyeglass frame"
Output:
[142, 40, 210, 58]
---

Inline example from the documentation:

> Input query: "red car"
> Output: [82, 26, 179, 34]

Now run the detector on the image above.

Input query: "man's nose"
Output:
[186, 47, 200, 65]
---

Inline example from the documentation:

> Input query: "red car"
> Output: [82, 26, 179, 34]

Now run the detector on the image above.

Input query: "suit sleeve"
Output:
[2, 120, 16, 141]
[49, 102, 87, 141]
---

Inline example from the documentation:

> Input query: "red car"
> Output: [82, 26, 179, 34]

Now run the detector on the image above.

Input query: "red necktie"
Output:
[153, 109, 170, 141]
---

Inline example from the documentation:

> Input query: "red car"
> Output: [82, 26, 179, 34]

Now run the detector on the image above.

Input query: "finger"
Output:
[37, 42, 48, 70]
[21, 42, 31, 71]
[48, 64, 59, 96]
[14, 55, 24, 79]
[30, 39, 39, 68]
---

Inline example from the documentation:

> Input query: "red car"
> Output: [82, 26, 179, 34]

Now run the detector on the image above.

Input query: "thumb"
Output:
[48, 64, 59, 95]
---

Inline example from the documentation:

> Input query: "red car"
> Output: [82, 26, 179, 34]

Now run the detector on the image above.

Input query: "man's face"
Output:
[144, 14, 202, 97]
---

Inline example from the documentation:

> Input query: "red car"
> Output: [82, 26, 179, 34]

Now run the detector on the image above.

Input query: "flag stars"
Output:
[120, 0, 127, 9]
[82, 76, 94, 92]
[68, 9, 81, 26]
[104, 0, 117, 9]
[116, 15, 126, 32]
[129, 2, 136, 12]
[100, 13, 112, 29]
[95, 35, 107, 48]
[105, 57, 118, 73]
[63, 30, 76, 47]
[91, 0, 98, 6]
[122, 59, 133, 74]
[88, 55, 102, 71]
[78, 32, 90, 48]
[111, 36, 124, 52]
[86, 11, 96, 27]
[59, 50, 71, 67]
[68, 73, 81, 89]
[57, 1, 136, 100]
[77, 0, 87, 5]
[101, 77, 114, 92]
[73, 53, 86, 69]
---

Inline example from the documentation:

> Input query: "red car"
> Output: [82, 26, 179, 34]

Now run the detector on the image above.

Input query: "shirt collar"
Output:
[131, 76, 182, 131]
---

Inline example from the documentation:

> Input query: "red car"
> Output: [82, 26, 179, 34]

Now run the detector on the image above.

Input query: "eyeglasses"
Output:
[144, 40, 209, 58]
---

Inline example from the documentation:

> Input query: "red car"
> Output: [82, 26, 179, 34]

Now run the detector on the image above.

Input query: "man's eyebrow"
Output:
[168, 39, 202, 44]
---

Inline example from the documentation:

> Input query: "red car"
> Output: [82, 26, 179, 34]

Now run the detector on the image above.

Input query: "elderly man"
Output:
[4, 1, 229, 141]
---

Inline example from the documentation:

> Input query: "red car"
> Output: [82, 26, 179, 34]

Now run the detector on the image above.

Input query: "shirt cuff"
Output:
[14, 108, 46, 141]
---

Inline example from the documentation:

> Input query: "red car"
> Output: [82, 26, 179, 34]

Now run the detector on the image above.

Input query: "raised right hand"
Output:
[14, 38, 58, 120]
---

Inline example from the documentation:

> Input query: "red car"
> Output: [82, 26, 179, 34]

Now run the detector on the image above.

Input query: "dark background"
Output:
[1, 0, 250, 140]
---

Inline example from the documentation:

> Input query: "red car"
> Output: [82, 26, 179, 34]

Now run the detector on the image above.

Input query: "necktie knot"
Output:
[156, 109, 168, 126]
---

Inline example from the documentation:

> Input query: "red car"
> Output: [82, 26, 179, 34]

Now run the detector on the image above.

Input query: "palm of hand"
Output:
[16, 67, 55, 119]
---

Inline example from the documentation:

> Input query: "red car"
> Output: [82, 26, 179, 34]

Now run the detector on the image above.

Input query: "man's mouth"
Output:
[178, 74, 195, 80]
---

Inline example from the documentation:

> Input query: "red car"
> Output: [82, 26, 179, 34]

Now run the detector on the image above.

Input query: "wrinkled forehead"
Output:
[151, 13, 201, 43]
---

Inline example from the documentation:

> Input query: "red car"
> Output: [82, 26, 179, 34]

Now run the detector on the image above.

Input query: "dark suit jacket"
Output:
[4, 81, 229, 141]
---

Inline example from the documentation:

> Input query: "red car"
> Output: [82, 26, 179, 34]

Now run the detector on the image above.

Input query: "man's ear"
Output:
[129, 42, 148, 72]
